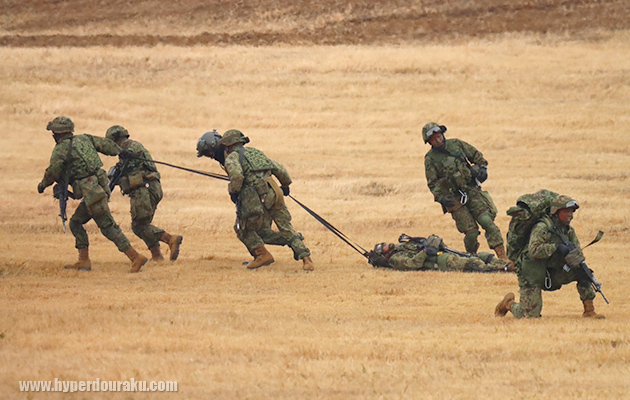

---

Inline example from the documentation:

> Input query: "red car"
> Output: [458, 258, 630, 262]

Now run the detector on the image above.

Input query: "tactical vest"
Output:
[427, 141, 474, 192]
[67, 134, 104, 181]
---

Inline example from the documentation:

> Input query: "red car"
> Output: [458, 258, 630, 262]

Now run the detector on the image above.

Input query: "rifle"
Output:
[398, 233, 471, 258]
[553, 228, 609, 304]
[107, 160, 127, 192]
[53, 137, 74, 233]
[53, 183, 69, 233]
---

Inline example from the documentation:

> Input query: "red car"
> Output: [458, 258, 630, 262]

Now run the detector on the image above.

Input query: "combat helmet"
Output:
[218, 129, 250, 146]
[196, 129, 223, 158]
[550, 195, 579, 215]
[105, 125, 130, 142]
[422, 122, 447, 143]
[46, 116, 75, 134]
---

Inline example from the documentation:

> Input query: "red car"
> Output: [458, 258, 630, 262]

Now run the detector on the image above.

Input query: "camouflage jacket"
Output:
[40, 134, 120, 189]
[526, 215, 581, 269]
[224, 145, 291, 194]
[118, 139, 160, 180]
[387, 242, 430, 271]
[424, 138, 487, 201]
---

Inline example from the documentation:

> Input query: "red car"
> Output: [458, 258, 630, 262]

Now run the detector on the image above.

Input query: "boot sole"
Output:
[247, 260, 275, 270]
[169, 236, 183, 261]
[64, 266, 92, 272]
[130, 257, 149, 273]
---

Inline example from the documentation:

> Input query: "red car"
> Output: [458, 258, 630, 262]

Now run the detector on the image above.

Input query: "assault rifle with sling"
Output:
[551, 227, 609, 304]
[107, 160, 128, 192]
[398, 233, 471, 258]
[53, 137, 75, 233]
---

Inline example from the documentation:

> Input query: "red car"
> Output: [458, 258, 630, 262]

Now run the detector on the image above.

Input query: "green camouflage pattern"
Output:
[424, 138, 501, 253]
[117, 139, 164, 249]
[509, 215, 595, 318]
[224, 145, 308, 260]
[385, 241, 507, 272]
[39, 134, 131, 252]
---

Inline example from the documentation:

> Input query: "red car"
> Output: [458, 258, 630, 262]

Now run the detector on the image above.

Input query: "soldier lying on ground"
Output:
[367, 234, 513, 272]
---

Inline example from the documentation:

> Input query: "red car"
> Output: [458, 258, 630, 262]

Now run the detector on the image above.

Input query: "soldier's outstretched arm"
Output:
[92, 135, 122, 156]
[271, 160, 292, 187]
[39, 143, 68, 189]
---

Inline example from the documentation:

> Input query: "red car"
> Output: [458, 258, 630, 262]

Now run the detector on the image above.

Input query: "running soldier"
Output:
[106, 125, 183, 262]
[422, 122, 510, 266]
[217, 129, 314, 271]
[37, 116, 148, 273]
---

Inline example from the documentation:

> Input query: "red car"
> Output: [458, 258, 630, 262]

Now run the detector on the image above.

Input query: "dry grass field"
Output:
[1, 1, 630, 399]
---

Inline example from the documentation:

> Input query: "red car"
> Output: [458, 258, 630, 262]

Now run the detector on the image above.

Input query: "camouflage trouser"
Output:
[129, 180, 165, 249]
[69, 197, 130, 252]
[235, 189, 310, 260]
[447, 187, 502, 253]
[510, 256, 596, 318]
[433, 252, 505, 272]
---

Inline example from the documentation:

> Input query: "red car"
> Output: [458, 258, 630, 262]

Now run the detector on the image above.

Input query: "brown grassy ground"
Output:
[1, 1, 630, 399]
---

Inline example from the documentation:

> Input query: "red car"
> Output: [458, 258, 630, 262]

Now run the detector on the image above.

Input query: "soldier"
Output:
[368, 234, 512, 272]
[37, 116, 148, 273]
[216, 129, 314, 271]
[495, 195, 605, 319]
[422, 122, 510, 266]
[106, 125, 183, 262]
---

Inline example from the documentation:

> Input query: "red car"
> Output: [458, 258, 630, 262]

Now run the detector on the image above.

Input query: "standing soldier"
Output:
[37, 116, 148, 273]
[422, 122, 510, 265]
[106, 125, 183, 262]
[217, 129, 314, 271]
[495, 195, 605, 319]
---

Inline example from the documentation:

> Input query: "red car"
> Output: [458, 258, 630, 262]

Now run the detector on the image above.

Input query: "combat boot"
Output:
[302, 256, 314, 271]
[124, 247, 149, 273]
[247, 246, 274, 270]
[149, 245, 164, 262]
[582, 300, 605, 319]
[64, 248, 92, 271]
[493, 244, 515, 271]
[160, 232, 183, 261]
[495, 293, 515, 317]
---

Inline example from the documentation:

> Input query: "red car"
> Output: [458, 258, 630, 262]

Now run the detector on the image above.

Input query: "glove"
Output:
[564, 248, 585, 268]
[367, 251, 391, 268]
[281, 185, 290, 196]
[424, 247, 438, 257]
[119, 149, 135, 160]
[555, 243, 575, 257]
[37, 182, 45, 193]
[230, 192, 239, 204]
[439, 196, 455, 208]
[476, 166, 488, 183]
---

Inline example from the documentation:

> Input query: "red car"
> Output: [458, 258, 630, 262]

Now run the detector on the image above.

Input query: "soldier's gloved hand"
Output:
[439, 196, 455, 208]
[564, 247, 585, 268]
[281, 185, 290, 196]
[476, 166, 488, 183]
[367, 251, 390, 268]
[37, 182, 45, 194]
[230, 192, 239, 204]
[119, 149, 135, 160]
[555, 243, 575, 257]
[424, 246, 439, 257]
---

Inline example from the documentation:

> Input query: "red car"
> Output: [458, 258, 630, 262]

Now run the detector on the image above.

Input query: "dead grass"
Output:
[1, 33, 630, 399]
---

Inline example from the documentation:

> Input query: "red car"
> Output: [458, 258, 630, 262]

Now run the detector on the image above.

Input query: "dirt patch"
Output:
[1, 0, 629, 47]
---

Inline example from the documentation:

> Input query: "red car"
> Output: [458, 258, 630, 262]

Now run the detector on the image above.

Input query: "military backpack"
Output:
[505, 189, 559, 263]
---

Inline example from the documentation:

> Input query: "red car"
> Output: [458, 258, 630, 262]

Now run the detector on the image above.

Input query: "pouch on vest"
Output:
[120, 172, 144, 194]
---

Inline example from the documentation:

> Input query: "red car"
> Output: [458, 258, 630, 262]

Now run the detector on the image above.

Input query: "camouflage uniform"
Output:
[424, 132, 503, 254]
[40, 133, 132, 251]
[381, 242, 509, 272]
[224, 144, 310, 261]
[116, 139, 164, 247]
[508, 215, 596, 318]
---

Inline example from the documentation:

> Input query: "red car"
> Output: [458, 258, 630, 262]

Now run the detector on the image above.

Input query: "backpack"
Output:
[505, 189, 559, 263]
